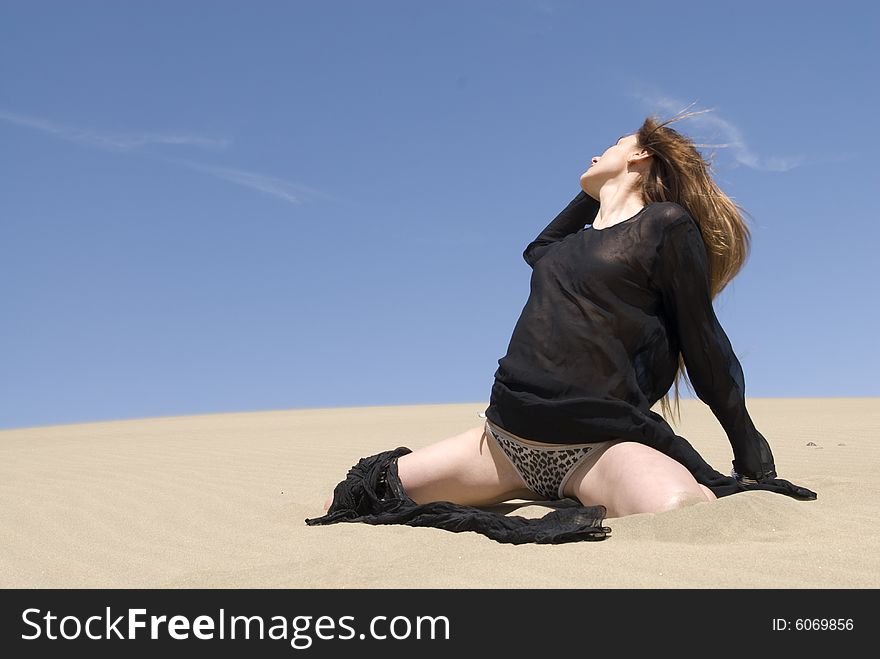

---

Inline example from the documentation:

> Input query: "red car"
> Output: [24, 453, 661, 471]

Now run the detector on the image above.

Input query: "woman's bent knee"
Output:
[658, 490, 710, 514]
[698, 484, 717, 502]
[575, 442, 715, 517]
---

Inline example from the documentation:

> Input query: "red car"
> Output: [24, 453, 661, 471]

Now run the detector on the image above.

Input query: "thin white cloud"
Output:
[167, 157, 337, 205]
[1, 109, 334, 205]
[627, 92, 807, 172]
[0, 109, 229, 151]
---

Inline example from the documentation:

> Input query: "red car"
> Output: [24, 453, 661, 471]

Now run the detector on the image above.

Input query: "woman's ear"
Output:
[628, 149, 652, 168]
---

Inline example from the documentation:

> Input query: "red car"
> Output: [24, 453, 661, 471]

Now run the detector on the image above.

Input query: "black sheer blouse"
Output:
[485, 190, 780, 483]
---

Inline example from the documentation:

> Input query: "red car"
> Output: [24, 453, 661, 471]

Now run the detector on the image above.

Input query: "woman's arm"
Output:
[522, 190, 600, 267]
[653, 214, 778, 482]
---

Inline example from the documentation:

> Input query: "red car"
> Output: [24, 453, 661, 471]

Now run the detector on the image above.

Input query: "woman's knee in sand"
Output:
[698, 484, 717, 502]
[657, 489, 712, 514]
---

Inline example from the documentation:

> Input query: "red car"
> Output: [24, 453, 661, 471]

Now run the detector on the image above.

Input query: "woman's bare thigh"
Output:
[395, 423, 542, 506]
[564, 441, 717, 519]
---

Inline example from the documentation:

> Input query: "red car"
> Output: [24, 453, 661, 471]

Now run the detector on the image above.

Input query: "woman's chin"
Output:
[579, 177, 596, 196]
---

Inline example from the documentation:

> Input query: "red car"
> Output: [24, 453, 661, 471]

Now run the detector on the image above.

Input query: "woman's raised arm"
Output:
[522, 190, 600, 267]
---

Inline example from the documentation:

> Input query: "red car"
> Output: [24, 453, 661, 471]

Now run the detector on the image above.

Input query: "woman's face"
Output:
[580, 133, 646, 196]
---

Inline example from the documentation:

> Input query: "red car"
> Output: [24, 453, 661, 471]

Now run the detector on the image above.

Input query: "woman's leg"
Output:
[323, 423, 542, 510]
[562, 441, 717, 519]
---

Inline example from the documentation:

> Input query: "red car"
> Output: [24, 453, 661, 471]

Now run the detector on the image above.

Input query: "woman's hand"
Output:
[731, 468, 817, 500]
[730, 467, 764, 485]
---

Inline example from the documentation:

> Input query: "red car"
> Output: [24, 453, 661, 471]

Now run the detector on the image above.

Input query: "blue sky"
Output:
[2, 1, 877, 430]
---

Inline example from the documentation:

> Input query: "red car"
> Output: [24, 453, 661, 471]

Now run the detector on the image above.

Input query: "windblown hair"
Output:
[633, 106, 754, 426]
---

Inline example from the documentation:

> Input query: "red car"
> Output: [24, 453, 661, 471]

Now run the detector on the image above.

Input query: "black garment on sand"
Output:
[305, 191, 817, 545]
[305, 448, 613, 545]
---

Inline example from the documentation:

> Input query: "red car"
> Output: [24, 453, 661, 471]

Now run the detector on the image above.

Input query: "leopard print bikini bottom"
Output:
[485, 419, 617, 501]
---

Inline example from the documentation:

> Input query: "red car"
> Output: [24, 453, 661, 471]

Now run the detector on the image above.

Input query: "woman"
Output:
[306, 110, 817, 545]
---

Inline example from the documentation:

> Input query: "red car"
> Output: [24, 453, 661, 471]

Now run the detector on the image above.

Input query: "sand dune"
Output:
[1, 398, 876, 588]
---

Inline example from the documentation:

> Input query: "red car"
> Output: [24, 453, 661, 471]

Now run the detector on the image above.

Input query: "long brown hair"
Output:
[634, 106, 755, 426]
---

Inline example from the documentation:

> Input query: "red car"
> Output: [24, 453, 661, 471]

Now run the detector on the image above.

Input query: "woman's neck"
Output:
[593, 187, 647, 229]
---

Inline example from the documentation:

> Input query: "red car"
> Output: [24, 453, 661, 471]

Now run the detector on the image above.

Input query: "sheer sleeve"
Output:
[654, 215, 778, 481]
[523, 190, 600, 267]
